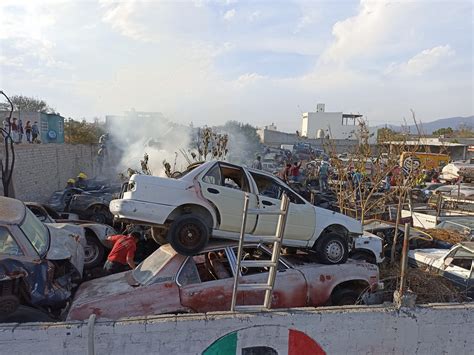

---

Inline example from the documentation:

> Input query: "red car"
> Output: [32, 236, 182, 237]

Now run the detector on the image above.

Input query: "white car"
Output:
[408, 242, 473, 297]
[110, 161, 365, 264]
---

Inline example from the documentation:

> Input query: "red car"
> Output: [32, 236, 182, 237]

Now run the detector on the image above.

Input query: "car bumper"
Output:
[109, 199, 175, 225]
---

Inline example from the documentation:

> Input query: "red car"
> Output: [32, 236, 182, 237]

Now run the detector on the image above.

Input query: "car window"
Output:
[132, 247, 175, 285]
[0, 227, 23, 256]
[27, 206, 51, 223]
[202, 163, 250, 192]
[187, 250, 233, 282]
[250, 172, 305, 204]
[202, 164, 222, 185]
[177, 257, 201, 286]
[19, 209, 49, 256]
[234, 246, 287, 276]
[446, 247, 474, 271]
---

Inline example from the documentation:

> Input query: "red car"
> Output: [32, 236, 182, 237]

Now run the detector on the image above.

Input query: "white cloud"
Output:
[385, 45, 455, 76]
[223, 8, 236, 21]
[248, 10, 261, 22]
[321, 0, 410, 64]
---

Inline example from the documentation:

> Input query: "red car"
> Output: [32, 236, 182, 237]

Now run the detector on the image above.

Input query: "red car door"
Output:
[178, 249, 243, 312]
[233, 246, 308, 308]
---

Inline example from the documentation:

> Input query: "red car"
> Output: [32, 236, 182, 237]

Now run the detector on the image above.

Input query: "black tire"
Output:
[0, 294, 19, 318]
[350, 250, 376, 264]
[168, 214, 210, 256]
[89, 206, 112, 225]
[332, 289, 360, 306]
[315, 232, 348, 264]
[84, 234, 106, 269]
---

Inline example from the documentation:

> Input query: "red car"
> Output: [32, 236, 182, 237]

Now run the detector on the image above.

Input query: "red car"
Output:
[67, 242, 380, 321]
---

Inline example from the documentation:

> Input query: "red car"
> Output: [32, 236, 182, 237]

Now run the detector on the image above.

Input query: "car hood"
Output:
[67, 271, 136, 320]
[45, 224, 85, 276]
[408, 248, 447, 264]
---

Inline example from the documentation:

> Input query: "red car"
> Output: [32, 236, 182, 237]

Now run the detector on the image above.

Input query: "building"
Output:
[1, 111, 65, 143]
[301, 103, 364, 140]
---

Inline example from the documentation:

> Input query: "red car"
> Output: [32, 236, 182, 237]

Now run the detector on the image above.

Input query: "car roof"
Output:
[0, 196, 26, 225]
[161, 239, 263, 256]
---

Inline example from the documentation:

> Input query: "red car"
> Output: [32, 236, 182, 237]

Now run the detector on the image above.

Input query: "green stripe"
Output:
[203, 331, 237, 355]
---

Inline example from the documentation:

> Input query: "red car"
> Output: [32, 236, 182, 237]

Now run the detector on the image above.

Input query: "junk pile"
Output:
[423, 229, 466, 245]
[380, 263, 468, 304]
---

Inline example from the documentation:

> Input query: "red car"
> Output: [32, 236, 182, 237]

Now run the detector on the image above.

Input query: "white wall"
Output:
[302, 112, 358, 140]
[1, 303, 472, 355]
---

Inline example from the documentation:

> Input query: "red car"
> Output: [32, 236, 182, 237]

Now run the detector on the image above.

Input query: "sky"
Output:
[0, 0, 472, 132]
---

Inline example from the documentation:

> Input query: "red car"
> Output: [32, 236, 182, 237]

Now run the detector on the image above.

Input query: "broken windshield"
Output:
[132, 247, 175, 285]
[19, 209, 49, 257]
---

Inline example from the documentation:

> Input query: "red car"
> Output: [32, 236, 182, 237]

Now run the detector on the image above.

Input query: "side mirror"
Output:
[444, 257, 453, 267]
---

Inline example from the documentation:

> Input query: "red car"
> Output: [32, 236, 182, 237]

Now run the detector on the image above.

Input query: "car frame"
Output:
[0, 196, 86, 319]
[408, 242, 473, 297]
[67, 241, 380, 321]
[25, 202, 117, 269]
[110, 161, 364, 264]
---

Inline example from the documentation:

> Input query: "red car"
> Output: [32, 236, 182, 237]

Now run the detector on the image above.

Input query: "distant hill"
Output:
[378, 116, 473, 134]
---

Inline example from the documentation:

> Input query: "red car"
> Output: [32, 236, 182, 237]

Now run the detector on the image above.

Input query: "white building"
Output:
[301, 103, 364, 140]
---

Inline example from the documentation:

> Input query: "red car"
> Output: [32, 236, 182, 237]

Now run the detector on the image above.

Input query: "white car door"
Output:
[199, 162, 257, 233]
[249, 171, 315, 243]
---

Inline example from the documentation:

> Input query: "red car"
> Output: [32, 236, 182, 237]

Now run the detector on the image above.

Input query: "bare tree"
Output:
[0, 95, 55, 113]
[0, 91, 16, 197]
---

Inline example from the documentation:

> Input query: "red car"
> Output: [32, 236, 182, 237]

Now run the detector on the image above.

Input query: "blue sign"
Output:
[48, 130, 57, 140]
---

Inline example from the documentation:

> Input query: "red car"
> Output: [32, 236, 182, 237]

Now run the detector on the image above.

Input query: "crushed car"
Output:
[408, 242, 473, 297]
[48, 184, 121, 225]
[67, 241, 381, 321]
[0, 196, 85, 320]
[110, 161, 368, 264]
[26, 202, 117, 268]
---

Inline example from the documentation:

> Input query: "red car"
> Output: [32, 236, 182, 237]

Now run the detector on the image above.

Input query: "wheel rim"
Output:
[178, 223, 201, 248]
[325, 240, 344, 263]
[84, 243, 100, 265]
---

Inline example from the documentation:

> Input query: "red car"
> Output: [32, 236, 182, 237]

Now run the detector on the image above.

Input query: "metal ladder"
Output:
[230, 193, 290, 312]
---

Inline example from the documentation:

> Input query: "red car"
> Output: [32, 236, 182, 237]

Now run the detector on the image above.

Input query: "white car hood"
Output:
[46, 224, 85, 276]
[408, 248, 446, 264]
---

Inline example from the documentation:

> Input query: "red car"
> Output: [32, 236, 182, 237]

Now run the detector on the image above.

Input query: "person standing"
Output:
[31, 121, 39, 143]
[319, 161, 329, 192]
[103, 231, 141, 275]
[25, 121, 32, 143]
[352, 170, 363, 200]
[290, 161, 302, 181]
[18, 119, 24, 143]
[278, 163, 292, 183]
[11, 118, 19, 143]
[252, 156, 263, 170]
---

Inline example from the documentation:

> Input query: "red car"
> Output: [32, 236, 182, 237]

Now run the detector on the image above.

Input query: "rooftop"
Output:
[0, 196, 26, 225]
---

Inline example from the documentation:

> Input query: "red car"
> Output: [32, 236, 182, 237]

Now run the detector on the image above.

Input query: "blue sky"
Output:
[0, 0, 472, 132]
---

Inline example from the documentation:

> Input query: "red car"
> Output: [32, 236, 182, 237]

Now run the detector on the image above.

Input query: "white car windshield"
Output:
[19, 209, 49, 256]
[132, 247, 175, 285]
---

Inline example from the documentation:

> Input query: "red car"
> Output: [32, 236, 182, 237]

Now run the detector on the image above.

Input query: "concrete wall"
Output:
[0, 303, 472, 354]
[257, 128, 359, 154]
[0, 143, 100, 202]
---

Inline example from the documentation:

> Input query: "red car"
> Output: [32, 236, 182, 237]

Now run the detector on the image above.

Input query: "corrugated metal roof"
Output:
[0, 196, 26, 225]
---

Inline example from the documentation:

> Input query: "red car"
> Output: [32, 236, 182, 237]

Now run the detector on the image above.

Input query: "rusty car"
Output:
[67, 241, 380, 321]
[110, 161, 365, 264]
[0, 196, 86, 320]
